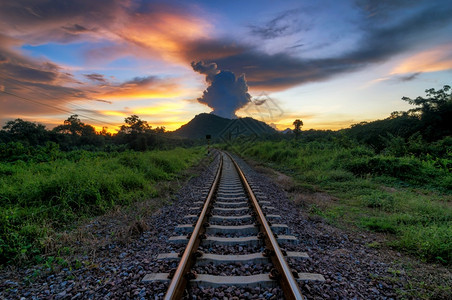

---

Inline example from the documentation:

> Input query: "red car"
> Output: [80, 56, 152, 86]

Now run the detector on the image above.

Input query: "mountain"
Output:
[173, 113, 277, 139]
[281, 128, 293, 134]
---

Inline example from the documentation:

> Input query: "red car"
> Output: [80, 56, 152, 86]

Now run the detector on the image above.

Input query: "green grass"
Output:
[0, 147, 204, 264]
[234, 140, 452, 264]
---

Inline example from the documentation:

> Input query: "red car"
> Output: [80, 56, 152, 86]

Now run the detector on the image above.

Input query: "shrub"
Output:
[361, 217, 398, 234]
[360, 192, 395, 211]
[0, 147, 202, 264]
[393, 224, 451, 264]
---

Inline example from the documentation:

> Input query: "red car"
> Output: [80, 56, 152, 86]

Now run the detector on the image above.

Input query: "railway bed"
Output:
[143, 151, 325, 299]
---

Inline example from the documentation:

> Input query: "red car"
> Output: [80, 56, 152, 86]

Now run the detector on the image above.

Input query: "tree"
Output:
[293, 119, 303, 138]
[154, 126, 165, 134]
[402, 85, 451, 113]
[116, 115, 157, 150]
[402, 85, 452, 140]
[2, 119, 48, 145]
[54, 115, 84, 135]
[53, 115, 101, 149]
[119, 115, 151, 135]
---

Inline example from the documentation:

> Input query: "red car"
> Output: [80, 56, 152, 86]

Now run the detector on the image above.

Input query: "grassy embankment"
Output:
[230, 140, 451, 265]
[0, 147, 204, 265]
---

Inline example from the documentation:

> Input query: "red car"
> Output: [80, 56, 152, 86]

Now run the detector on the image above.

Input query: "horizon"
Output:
[1, 0, 452, 132]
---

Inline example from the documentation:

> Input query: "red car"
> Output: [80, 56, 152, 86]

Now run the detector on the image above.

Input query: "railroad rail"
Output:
[143, 151, 324, 299]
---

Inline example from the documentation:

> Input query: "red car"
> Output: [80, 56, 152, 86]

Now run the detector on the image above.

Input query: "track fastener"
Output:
[168, 268, 176, 279]
[269, 268, 281, 280]
[185, 271, 197, 280]
[262, 248, 275, 257]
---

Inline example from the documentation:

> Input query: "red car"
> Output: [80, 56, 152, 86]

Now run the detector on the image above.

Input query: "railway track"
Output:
[143, 151, 324, 299]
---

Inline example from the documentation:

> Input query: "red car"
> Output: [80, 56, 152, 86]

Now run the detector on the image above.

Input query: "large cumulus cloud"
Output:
[192, 61, 251, 119]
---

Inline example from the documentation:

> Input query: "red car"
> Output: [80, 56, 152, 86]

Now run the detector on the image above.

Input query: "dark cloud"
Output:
[120, 76, 159, 87]
[191, 61, 219, 83]
[0, 53, 7, 63]
[2, 63, 58, 83]
[355, 0, 417, 20]
[396, 72, 422, 82]
[192, 61, 251, 119]
[0, 0, 119, 27]
[287, 43, 304, 50]
[248, 8, 307, 39]
[183, 39, 246, 62]
[0, 0, 122, 44]
[62, 24, 90, 33]
[191, 1, 452, 90]
[84, 73, 107, 83]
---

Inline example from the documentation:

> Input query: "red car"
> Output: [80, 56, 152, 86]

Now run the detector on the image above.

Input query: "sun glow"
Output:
[133, 102, 185, 115]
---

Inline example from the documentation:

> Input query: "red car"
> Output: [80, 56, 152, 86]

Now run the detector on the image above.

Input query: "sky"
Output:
[1, 0, 452, 132]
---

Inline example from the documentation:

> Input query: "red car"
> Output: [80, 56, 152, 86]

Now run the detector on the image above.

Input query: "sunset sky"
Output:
[1, 0, 452, 132]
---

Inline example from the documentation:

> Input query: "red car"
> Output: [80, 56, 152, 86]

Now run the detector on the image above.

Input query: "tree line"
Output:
[344, 85, 452, 155]
[0, 114, 192, 153]
[282, 85, 451, 161]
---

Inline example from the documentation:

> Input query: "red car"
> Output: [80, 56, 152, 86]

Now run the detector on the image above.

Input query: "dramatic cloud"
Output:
[192, 1, 452, 91]
[192, 61, 251, 119]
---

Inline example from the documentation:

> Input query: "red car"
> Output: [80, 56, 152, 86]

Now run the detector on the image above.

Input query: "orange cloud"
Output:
[116, 10, 211, 63]
[97, 76, 187, 100]
[392, 44, 452, 74]
[101, 89, 183, 100]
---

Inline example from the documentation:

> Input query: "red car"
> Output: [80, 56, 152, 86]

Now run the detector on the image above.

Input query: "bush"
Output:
[360, 192, 395, 211]
[343, 156, 437, 184]
[0, 147, 203, 264]
[394, 224, 451, 264]
[361, 217, 398, 234]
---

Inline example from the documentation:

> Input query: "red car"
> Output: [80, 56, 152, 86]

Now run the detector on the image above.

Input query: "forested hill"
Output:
[172, 113, 277, 139]
[343, 85, 452, 151]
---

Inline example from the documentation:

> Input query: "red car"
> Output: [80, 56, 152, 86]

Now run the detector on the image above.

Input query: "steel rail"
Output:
[164, 153, 223, 300]
[227, 153, 305, 300]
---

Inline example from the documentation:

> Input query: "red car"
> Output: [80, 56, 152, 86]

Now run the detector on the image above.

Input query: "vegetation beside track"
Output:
[225, 139, 451, 265]
[0, 147, 204, 265]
